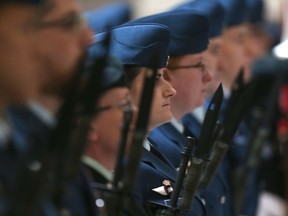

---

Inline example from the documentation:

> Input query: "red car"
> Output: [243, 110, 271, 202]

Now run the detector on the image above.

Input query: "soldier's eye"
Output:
[56, 13, 82, 30]
[36, 12, 86, 32]
[155, 73, 162, 83]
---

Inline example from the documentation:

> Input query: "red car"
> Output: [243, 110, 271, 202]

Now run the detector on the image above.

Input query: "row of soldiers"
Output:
[0, 0, 287, 215]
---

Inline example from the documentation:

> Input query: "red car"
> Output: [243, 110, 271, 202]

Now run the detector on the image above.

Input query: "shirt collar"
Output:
[223, 86, 231, 99]
[0, 113, 11, 148]
[143, 138, 151, 151]
[170, 118, 184, 133]
[191, 106, 205, 124]
[82, 155, 113, 182]
[28, 101, 56, 127]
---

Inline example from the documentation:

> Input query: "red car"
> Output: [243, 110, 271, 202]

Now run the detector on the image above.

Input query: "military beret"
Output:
[172, 0, 225, 38]
[128, 11, 210, 56]
[218, 0, 247, 27]
[98, 56, 127, 92]
[83, 3, 131, 34]
[246, 0, 264, 23]
[89, 23, 170, 68]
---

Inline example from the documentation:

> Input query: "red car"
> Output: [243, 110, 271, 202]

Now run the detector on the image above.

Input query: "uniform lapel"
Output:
[141, 148, 177, 182]
[158, 123, 186, 148]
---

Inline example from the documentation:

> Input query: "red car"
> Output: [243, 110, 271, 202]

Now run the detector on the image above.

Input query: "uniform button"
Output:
[221, 196, 226, 204]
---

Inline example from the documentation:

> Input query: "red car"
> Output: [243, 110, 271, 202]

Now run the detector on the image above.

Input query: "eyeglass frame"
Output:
[95, 98, 133, 113]
[34, 11, 88, 33]
[167, 63, 206, 71]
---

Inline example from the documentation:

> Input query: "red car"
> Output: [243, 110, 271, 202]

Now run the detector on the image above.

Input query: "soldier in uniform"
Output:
[169, 1, 232, 215]
[216, 0, 261, 215]
[84, 23, 196, 215]
[0, 0, 98, 215]
[83, 56, 134, 184]
[125, 10, 212, 215]
[128, 3, 231, 215]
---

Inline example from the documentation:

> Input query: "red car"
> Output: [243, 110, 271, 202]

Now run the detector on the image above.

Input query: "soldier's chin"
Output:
[41, 55, 87, 96]
[40, 81, 69, 96]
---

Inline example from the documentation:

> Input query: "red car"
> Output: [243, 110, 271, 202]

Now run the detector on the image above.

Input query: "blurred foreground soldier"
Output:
[0, 0, 50, 147]
[0, 0, 50, 211]
[84, 2, 131, 34]
[7, 0, 93, 154]
[129, 11, 211, 215]
[0, 0, 96, 215]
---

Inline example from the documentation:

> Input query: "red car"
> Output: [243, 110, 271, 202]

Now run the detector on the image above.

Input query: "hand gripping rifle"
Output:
[179, 84, 223, 210]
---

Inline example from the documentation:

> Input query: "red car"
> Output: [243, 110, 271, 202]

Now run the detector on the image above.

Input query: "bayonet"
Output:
[200, 79, 257, 187]
[179, 84, 223, 209]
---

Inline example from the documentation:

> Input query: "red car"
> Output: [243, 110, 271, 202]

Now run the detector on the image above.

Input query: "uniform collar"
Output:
[28, 101, 56, 127]
[170, 118, 184, 134]
[191, 106, 205, 124]
[0, 113, 11, 148]
[223, 86, 231, 100]
[82, 155, 113, 182]
[143, 138, 151, 151]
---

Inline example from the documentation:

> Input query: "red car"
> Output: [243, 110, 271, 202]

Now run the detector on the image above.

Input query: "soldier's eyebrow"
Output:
[34, 0, 55, 20]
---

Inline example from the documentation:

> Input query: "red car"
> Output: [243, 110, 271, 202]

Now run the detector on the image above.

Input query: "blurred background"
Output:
[77, 0, 285, 39]
[77, 0, 281, 20]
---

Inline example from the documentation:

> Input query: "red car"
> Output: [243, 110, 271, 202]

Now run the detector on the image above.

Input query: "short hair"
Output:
[124, 66, 142, 89]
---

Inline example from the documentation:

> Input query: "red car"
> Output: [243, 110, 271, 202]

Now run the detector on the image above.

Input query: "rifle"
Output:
[179, 84, 223, 209]
[112, 106, 133, 190]
[200, 68, 255, 187]
[103, 54, 159, 216]
[120, 68, 157, 215]
[102, 106, 136, 216]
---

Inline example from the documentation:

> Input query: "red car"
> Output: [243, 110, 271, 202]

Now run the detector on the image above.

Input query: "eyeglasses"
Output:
[95, 99, 133, 113]
[167, 63, 206, 72]
[35, 12, 87, 33]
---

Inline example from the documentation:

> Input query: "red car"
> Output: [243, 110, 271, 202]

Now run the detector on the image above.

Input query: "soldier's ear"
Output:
[87, 126, 99, 143]
[162, 68, 172, 82]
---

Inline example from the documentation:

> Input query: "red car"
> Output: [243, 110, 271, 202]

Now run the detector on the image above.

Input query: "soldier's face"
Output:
[243, 23, 271, 65]
[0, 5, 46, 105]
[0, 0, 93, 107]
[129, 69, 176, 130]
[205, 37, 223, 96]
[32, 0, 93, 94]
[165, 53, 211, 120]
[86, 88, 135, 170]
[217, 25, 250, 89]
